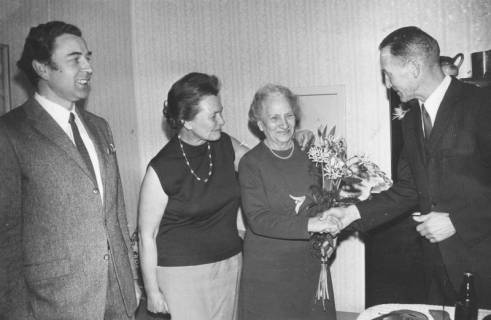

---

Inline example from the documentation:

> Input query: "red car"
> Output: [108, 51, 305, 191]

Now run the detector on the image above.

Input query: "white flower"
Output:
[392, 105, 410, 120]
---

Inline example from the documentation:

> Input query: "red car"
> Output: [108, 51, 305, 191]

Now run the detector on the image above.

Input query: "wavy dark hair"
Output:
[163, 72, 220, 130]
[17, 21, 82, 86]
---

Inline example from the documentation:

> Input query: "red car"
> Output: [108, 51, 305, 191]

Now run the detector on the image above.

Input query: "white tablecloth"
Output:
[357, 304, 491, 320]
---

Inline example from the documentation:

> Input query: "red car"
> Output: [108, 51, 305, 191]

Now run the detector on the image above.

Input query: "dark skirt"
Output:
[238, 234, 336, 320]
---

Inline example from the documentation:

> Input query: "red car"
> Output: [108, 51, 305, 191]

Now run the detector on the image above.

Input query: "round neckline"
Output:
[262, 141, 295, 159]
[176, 136, 209, 157]
[178, 135, 207, 147]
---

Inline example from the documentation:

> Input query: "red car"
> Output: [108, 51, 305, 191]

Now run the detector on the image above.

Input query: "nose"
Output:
[217, 113, 225, 126]
[80, 56, 93, 74]
[384, 74, 392, 89]
[279, 117, 289, 128]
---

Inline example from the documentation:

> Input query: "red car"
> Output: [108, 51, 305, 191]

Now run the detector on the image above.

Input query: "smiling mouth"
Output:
[76, 76, 91, 86]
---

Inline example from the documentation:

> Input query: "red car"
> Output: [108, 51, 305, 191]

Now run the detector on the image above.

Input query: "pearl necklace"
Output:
[265, 140, 295, 160]
[178, 136, 213, 183]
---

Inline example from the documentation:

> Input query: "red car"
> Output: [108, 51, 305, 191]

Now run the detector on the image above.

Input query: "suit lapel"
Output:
[78, 109, 110, 206]
[25, 99, 95, 181]
[426, 78, 461, 153]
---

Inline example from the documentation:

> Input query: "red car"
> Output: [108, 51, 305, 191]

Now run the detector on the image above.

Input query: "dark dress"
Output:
[238, 141, 336, 320]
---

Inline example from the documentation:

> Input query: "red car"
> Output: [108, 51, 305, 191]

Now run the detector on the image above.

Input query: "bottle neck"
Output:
[459, 273, 476, 300]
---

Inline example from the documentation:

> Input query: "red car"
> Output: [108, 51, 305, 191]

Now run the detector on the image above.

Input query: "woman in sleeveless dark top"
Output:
[138, 73, 248, 320]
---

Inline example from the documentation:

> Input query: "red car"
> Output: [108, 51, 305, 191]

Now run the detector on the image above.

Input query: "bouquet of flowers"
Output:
[305, 125, 392, 310]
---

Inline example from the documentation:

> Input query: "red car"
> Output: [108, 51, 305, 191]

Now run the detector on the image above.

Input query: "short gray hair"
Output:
[248, 84, 300, 138]
[379, 26, 440, 65]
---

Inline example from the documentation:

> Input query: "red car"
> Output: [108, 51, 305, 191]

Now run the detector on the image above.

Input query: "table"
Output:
[338, 311, 359, 320]
[357, 304, 491, 320]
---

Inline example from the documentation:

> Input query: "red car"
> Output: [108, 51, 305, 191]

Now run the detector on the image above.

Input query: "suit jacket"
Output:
[0, 98, 137, 319]
[357, 78, 491, 306]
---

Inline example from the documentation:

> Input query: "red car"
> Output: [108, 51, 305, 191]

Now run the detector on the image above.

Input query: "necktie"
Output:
[69, 112, 96, 181]
[421, 104, 432, 140]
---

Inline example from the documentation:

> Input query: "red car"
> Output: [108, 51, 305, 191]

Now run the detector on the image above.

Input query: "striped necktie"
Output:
[421, 104, 432, 140]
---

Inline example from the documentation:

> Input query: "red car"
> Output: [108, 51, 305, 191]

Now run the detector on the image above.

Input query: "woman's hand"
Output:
[319, 205, 361, 233]
[294, 129, 314, 150]
[146, 290, 169, 314]
[307, 215, 342, 234]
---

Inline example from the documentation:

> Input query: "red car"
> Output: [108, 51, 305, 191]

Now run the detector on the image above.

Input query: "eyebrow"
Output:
[66, 51, 92, 58]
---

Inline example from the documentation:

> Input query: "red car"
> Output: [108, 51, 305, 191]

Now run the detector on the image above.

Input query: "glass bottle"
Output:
[454, 272, 478, 320]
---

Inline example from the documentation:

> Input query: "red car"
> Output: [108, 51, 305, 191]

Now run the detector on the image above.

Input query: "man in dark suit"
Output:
[0, 21, 140, 319]
[324, 26, 491, 307]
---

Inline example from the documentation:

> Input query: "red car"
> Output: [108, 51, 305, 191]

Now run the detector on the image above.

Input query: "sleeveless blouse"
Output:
[150, 132, 242, 266]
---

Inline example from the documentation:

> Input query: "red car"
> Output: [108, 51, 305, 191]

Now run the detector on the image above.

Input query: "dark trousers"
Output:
[425, 244, 457, 306]
[427, 269, 457, 306]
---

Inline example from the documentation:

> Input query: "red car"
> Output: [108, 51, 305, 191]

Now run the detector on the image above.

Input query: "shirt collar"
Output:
[418, 75, 452, 124]
[34, 92, 76, 125]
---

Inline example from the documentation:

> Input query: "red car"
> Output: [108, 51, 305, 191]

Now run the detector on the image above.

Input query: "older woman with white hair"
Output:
[238, 84, 337, 320]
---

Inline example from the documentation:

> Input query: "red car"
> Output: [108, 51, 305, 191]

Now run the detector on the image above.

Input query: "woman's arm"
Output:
[238, 156, 334, 239]
[230, 136, 249, 171]
[138, 166, 169, 314]
[229, 136, 249, 237]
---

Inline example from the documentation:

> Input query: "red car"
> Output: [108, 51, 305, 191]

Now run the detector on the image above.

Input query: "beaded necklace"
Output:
[264, 140, 295, 160]
[178, 135, 213, 183]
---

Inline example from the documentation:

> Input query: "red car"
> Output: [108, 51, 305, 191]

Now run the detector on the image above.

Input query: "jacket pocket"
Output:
[24, 258, 72, 284]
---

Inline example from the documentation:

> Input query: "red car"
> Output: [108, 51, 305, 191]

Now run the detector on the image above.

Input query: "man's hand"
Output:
[307, 215, 342, 234]
[320, 205, 361, 235]
[413, 211, 456, 243]
[338, 181, 372, 201]
[294, 130, 314, 150]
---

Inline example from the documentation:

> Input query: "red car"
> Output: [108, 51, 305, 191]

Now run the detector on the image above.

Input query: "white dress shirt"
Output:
[35, 93, 104, 201]
[419, 75, 452, 130]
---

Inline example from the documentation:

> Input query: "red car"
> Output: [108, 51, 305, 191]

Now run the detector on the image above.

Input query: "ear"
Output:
[257, 121, 264, 132]
[32, 60, 49, 80]
[183, 120, 193, 130]
[408, 59, 421, 79]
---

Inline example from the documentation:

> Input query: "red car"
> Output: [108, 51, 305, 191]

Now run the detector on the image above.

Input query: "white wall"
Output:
[132, 0, 491, 175]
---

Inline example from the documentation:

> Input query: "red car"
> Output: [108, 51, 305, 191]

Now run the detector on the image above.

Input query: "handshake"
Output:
[307, 205, 361, 235]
